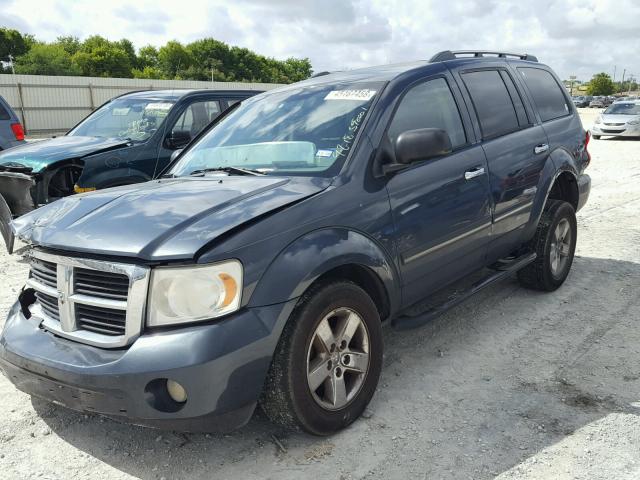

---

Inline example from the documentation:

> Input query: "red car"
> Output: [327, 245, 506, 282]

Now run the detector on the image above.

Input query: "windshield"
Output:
[604, 103, 640, 115]
[69, 97, 175, 141]
[170, 81, 383, 177]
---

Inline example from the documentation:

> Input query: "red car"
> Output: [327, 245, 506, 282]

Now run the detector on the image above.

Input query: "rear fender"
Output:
[523, 147, 578, 240]
[248, 227, 401, 316]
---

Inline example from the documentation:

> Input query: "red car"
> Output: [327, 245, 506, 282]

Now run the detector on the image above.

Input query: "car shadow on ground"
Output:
[31, 255, 640, 479]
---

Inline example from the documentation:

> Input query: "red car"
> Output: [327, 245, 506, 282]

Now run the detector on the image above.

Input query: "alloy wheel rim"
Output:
[306, 307, 370, 411]
[550, 218, 572, 277]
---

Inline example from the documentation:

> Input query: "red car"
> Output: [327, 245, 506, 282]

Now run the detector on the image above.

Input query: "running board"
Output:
[392, 252, 536, 331]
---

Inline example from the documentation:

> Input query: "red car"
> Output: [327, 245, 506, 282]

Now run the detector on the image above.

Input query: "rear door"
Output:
[452, 65, 550, 260]
[384, 75, 493, 306]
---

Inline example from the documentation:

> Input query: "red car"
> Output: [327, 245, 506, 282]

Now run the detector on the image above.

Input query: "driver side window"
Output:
[172, 100, 222, 138]
[388, 78, 466, 149]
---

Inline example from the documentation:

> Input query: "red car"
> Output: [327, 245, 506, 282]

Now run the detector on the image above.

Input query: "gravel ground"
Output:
[1, 109, 639, 480]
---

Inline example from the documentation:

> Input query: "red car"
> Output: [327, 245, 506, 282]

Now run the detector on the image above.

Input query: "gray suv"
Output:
[0, 95, 25, 151]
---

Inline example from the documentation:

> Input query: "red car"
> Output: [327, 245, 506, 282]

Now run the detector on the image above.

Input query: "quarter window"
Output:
[388, 77, 466, 149]
[518, 67, 570, 122]
[461, 70, 520, 139]
[0, 103, 10, 120]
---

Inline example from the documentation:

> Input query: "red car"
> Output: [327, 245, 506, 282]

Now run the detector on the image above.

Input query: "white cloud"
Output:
[1, 0, 639, 81]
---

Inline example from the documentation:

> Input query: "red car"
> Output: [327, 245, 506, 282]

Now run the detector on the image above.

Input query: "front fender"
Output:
[77, 147, 153, 189]
[77, 164, 150, 189]
[248, 227, 401, 315]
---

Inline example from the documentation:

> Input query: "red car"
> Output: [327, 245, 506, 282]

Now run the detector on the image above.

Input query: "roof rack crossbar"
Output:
[429, 50, 538, 63]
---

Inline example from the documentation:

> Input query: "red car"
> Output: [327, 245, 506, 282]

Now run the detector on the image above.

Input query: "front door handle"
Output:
[464, 167, 485, 180]
[534, 143, 549, 154]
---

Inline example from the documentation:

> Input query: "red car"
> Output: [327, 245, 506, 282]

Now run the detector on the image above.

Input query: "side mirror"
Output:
[165, 130, 191, 150]
[384, 128, 452, 174]
[170, 148, 184, 163]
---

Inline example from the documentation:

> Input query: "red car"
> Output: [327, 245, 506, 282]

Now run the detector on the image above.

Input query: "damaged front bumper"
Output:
[0, 296, 298, 432]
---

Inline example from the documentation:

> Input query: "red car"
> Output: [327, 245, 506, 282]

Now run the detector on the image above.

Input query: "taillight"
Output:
[10, 123, 24, 141]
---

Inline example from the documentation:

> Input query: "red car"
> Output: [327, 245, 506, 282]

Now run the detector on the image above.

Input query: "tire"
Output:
[517, 199, 577, 291]
[593, 135, 601, 139]
[260, 280, 383, 435]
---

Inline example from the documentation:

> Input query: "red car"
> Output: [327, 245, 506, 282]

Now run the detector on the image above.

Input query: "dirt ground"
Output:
[1, 109, 639, 480]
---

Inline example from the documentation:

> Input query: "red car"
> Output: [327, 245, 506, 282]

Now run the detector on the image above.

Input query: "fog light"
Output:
[166, 379, 187, 403]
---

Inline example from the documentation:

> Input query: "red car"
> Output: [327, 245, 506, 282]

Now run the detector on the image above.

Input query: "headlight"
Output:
[628, 118, 640, 125]
[594, 116, 602, 124]
[147, 260, 242, 327]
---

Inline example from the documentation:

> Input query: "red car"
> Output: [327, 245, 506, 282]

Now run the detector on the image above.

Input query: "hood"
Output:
[0, 136, 129, 172]
[12, 175, 330, 261]
[600, 114, 639, 123]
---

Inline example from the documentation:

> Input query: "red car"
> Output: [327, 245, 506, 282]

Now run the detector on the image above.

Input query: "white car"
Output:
[592, 101, 640, 139]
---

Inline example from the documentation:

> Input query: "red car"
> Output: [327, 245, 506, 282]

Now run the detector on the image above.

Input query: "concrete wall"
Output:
[0, 74, 282, 137]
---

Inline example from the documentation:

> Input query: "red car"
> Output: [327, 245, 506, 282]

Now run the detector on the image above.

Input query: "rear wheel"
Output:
[517, 200, 577, 291]
[260, 281, 383, 435]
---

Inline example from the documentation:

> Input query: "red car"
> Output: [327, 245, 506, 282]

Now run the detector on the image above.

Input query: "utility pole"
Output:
[7, 54, 15, 75]
[613, 65, 616, 82]
[569, 75, 576, 96]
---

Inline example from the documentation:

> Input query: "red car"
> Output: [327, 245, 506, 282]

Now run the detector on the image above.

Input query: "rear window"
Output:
[518, 67, 570, 122]
[461, 70, 520, 139]
[0, 102, 10, 121]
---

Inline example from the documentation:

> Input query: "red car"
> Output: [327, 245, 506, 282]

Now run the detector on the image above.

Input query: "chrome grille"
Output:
[29, 259, 57, 289]
[26, 250, 150, 348]
[74, 267, 129, 301]
[76, 304, 126, 336]
[35, 291, 60, 321]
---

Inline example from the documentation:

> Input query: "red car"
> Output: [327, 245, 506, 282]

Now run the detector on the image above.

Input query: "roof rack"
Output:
[430, 50, 538, 63]
[311, 71, 332, 78]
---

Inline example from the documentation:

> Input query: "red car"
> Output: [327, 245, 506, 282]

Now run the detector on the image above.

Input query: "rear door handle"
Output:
[534, 144, 549, 154]
[464, 167, 485, 180]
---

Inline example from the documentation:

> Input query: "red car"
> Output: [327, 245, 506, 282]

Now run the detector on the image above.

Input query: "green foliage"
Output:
[587, 72, 615, 96]
[55, 36, 81, 55]
[2, 29, 312, 83]
[14, 43, 81, 75]
[158, 40, 192, 78]
[0, 27, 33, 60]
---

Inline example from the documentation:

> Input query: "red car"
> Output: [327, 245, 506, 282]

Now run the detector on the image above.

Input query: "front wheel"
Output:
[260, 281, 383, 435]
[517, 200, 577, 291]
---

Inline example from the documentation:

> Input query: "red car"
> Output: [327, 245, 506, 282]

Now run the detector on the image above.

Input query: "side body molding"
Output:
[248, 228, 402, 317]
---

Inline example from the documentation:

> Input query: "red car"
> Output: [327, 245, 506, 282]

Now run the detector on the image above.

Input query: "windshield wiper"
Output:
[188, 166, 266, 176]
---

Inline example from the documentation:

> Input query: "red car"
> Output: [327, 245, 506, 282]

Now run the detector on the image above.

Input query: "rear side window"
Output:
[461, 70, 520, 139]
[388, 77, 466, 149]
[518, 67, 570, 122]
[0, 102, 10, 121]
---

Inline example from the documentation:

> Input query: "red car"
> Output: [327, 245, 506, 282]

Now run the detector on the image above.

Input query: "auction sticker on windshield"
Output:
[144, 102, 173, 117]
[325, 90, 377, 101]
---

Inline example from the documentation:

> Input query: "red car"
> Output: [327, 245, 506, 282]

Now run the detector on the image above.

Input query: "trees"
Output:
[587, 73, 615, 96]
[14, 43, 81, 76]
[1, 29, 312, 83]
[158, 41, 192, 78]
[0, 28, 33, 60]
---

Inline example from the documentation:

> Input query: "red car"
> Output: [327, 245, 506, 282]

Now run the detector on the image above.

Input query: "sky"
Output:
[1, 0, 639, 82]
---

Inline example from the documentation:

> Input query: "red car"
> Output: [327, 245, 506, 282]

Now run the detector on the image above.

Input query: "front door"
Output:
[385, 76, 493, 306]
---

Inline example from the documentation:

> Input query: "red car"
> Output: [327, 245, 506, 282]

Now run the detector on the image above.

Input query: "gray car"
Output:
[0, 95, 25, 151]
[591, 100, 640, 139]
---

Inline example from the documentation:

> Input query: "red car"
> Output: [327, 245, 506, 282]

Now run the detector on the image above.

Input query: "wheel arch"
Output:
[247, 227, 401, 322]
